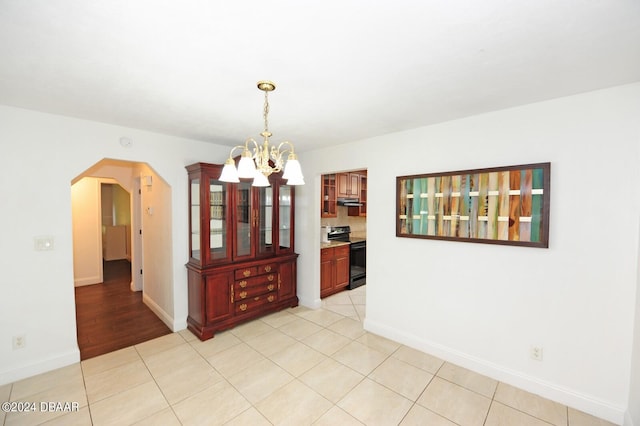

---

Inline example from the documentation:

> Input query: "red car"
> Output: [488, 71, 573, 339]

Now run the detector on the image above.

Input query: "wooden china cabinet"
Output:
[185, 162, 298, 340]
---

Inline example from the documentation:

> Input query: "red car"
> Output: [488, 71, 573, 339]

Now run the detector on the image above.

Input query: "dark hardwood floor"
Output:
[74, 260, 172, 360]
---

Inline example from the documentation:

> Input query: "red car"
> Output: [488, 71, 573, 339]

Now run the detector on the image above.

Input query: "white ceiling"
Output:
[1, 1, 639, 152]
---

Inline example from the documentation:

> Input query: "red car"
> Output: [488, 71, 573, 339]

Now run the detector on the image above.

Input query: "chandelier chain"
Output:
[263, 91, 270, 133]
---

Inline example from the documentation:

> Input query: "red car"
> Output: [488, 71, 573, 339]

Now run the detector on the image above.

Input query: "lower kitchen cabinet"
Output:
[320, 244, 350, 298]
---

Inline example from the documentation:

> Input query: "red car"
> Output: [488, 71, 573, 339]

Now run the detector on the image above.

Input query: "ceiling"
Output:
[1, 1, 639, 153]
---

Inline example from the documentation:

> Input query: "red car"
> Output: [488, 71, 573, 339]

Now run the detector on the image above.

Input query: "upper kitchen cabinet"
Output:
[322, 170, 367, 217]
[337, 172, 361, 198]
[321, 173, 337, 218]
[348, 171, 367, 217]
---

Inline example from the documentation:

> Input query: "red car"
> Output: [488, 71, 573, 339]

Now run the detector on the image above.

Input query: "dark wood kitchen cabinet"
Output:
[348, 171, 367, 217]
[337, 172, 361, 198]
[186, 162, 298, 340]
[320, 244, 350, 298]
[321, 173, 337, 218]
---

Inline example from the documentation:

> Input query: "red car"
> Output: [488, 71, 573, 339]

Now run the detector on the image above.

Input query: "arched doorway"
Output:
[70, 158, 173, 359]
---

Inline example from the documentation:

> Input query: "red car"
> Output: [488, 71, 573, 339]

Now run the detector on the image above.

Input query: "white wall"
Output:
[0, 105, 229, 385]
[295, 83, 640, 424]
[71, 177, 103, 286]
[629, 217, 640, 426]
[138, 165, 175, 327]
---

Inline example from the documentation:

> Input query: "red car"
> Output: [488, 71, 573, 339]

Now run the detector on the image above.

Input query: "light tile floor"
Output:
[1, 286, 617, 425]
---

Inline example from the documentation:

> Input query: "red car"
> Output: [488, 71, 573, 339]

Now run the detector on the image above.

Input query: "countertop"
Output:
[320, 238, 366, 249]
[321, 241, 350, 249]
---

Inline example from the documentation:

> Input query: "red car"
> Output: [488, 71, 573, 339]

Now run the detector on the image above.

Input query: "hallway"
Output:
[74, 260, 171, 360]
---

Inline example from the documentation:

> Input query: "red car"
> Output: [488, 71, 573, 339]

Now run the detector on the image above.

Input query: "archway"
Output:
[70, 158, 173, 359]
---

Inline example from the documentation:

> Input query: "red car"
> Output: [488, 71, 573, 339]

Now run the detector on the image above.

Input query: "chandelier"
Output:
[219, 80, 305, 187]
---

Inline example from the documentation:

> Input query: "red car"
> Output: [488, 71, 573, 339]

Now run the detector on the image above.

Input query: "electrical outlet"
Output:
[13, 334, 26, 350]
[530, 345, 543, 361]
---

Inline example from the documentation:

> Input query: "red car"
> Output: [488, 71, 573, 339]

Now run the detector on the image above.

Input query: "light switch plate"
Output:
[34, 236, 54, 251]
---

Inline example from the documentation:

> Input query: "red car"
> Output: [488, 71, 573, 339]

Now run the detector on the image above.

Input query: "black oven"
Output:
[348, 240, 366, 289]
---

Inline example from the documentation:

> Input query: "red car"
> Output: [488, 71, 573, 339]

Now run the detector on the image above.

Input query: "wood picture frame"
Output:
[396, 162, 550, 248]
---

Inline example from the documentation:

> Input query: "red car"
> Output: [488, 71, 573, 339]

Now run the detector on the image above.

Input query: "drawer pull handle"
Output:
[239, 303, 247, 311]
[267, 295, 275, 302]
[239, 280, 247, 288]
[243, 270, 251, 277]
[264, 265, 272, 272]
[267, 274, 275, 282]
[267, 284, 274, 291]
[239, 291, 247, 299]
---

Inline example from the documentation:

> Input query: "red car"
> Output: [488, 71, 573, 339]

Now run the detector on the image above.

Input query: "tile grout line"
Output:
[79, 362, 95, 426]
[227, 292, 373, 423]
[133, 339, 186, 425]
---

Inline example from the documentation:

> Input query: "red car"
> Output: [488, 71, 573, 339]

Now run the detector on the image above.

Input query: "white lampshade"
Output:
[237, 153, 257, 178]
[286, 175, 305, 185]
[252, 171, 271, 187]
[282, 157, 304, 182]
[219, 159, 240, 183]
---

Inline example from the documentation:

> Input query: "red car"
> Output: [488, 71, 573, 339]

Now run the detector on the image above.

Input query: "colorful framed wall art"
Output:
[396, 163, 550, 248]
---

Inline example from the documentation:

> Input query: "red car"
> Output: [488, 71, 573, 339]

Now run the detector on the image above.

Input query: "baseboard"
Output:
[364, 318, 626, 425]
[142, 293, 183, 332]
[0, 349, 80, 386]
[73, 275, 101, 287]
[298, 295, 321, 309]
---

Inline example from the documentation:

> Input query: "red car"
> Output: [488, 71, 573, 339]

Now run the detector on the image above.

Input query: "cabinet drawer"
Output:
[335, 245, 350, 257]
[235, 292, 278, 314]
[234, 282, 277, 301]
[258, 263, 278, 275]
[235, 267, 258, 279]
[234, 273, 278, 291]
[234, 263, 279, 279]
[321, 247, 334, 261]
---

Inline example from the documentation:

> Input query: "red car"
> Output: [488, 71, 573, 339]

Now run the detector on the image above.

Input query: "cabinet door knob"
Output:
[267, 295, 275, 302]
[264, 265, 272, 272]
[267, 274, 275, 282]
[267, 284, 274, 291]
[239, 291, 247, 299]
[239, 303, 247, 311]
[243, 270, 251, 277]
[239, 280, 247, 288]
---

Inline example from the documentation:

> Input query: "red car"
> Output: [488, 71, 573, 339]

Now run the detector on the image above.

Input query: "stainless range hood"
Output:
[337, 197, 363, 207]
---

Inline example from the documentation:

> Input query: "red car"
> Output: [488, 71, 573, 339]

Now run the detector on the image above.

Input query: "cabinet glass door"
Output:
[322, 174, 337, 217]
[278, 184, 293, 253]
[257, 186, 274, 256]
[209, 179, 228, 262]
[235, 181, 253, 258]
[190, 178, 201, 261]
